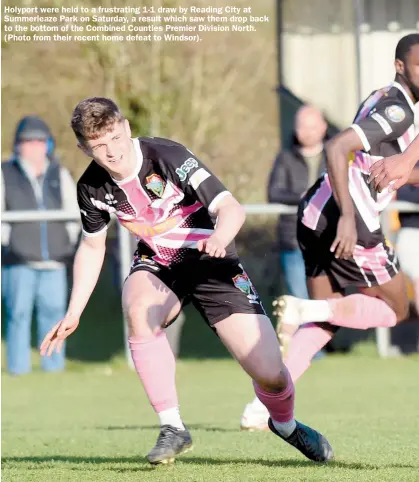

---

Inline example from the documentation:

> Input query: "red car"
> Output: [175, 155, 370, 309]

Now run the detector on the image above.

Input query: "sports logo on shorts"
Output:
[131, 252, 159, 271]
[385, 105, 405, 123]
[232, 273, 251, 295]
[146, 174, 165, 197]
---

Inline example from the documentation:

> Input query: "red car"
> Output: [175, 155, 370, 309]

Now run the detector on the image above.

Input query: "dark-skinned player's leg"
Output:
[357, 271, 409, 323]
[274, 218, 407, 340]
[274, 272, 409, 376]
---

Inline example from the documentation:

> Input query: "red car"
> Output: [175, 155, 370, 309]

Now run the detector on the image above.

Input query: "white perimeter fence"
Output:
[2, 201, 419, 365]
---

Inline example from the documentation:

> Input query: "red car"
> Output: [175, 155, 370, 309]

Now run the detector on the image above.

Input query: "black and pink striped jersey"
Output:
[301, 81, 417, 236]
[77, 136, 236, 266]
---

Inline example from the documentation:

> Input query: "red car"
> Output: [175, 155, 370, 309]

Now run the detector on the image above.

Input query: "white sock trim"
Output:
[158, 407, 185, 431]
[300, 300, 331, 323]
[272, 418, 297, 438]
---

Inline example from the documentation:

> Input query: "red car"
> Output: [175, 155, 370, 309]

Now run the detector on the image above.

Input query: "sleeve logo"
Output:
[175, 158, 199, 181]
[385, 105, 405, 123]
[189, 168, 211, 190]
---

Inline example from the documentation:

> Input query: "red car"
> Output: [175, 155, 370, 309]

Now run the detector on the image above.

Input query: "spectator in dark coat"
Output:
[268, 105, 328, 299]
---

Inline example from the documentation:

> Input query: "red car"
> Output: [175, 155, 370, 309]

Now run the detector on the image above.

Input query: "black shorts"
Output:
[127, 251, 266, 326]
[297, 215, 400, 291]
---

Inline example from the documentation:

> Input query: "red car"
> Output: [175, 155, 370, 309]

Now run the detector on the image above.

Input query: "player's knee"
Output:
[124, 301, 163, 336]
[383, 296, 409, 323]
[394, 297, 409, 322]
[125, 301, 144, 321]
[255, 369, 288, 393]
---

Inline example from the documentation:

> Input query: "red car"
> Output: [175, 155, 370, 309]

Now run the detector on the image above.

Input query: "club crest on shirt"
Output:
[385, 105, 405, 123]
[232, 273, 251, 295]
[146, 174, 165, 197]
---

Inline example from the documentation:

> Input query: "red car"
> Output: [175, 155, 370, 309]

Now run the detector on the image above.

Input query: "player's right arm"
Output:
[326, 98, 413, 259]
[40, 183, 110, 357]
[325, 128, 363, 259]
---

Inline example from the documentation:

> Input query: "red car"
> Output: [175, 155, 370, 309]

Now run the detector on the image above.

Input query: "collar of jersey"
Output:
[392, 81, 416, 111]
[111, 137, 143, 185]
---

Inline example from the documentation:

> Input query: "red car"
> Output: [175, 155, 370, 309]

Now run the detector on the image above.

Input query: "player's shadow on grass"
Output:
[157, 457, 418, 471]
[96, 423, 238, 433]
[2, 455, 417, 471]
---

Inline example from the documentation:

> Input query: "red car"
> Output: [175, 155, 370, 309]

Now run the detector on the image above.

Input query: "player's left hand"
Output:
[368, 154, 412, 193]
[196, 235, 227, 258]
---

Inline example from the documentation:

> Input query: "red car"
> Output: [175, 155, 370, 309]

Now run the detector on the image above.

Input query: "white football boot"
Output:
[273, 295, 303, 358]
[240, 400, 270, 432]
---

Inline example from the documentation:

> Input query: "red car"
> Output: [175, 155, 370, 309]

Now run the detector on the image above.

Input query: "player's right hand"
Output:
[330, 214, 357, 259]
[368, 154, 411, 193]
[40, 315, 80, 357]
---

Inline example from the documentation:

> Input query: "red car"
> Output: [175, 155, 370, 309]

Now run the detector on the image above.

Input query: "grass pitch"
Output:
[2, 343, 419, 482]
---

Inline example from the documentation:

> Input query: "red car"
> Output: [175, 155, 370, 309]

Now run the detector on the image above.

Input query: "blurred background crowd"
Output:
[2, 0, 419, 375]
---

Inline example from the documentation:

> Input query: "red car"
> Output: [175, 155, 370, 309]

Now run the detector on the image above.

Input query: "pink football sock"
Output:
[129, 332, 178, 412]
[285, 323, 333, 383]
[327, 294, 397, 329]
[253, 369, 294, 422]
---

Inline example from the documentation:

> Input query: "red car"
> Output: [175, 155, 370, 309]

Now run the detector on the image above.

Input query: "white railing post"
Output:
[2, 200, 418, 363]
[117, 222, 135, 369]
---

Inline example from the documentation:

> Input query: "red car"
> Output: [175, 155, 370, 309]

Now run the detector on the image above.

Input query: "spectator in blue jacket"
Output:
[1, 116, 80, 375]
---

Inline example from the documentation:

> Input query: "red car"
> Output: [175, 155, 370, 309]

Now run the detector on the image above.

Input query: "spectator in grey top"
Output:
[1, 116, 80, 375]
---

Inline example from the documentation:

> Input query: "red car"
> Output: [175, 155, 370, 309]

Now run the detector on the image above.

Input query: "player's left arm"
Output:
[163, 146, 245, 257]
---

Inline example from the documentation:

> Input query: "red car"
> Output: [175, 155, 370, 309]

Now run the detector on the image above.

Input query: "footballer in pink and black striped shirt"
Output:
[275, 33, 419, 381]
[40, 97, 334, 465]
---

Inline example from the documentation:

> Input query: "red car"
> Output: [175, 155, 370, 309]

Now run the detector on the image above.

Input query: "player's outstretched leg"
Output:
[240, 277, 337, 431]
[216, 313, 334, 463]
[123, 270, 192, 465]
[274, 288, 403, 350]
[252, 370, 333, 463]
[273, 273, 408, 386]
